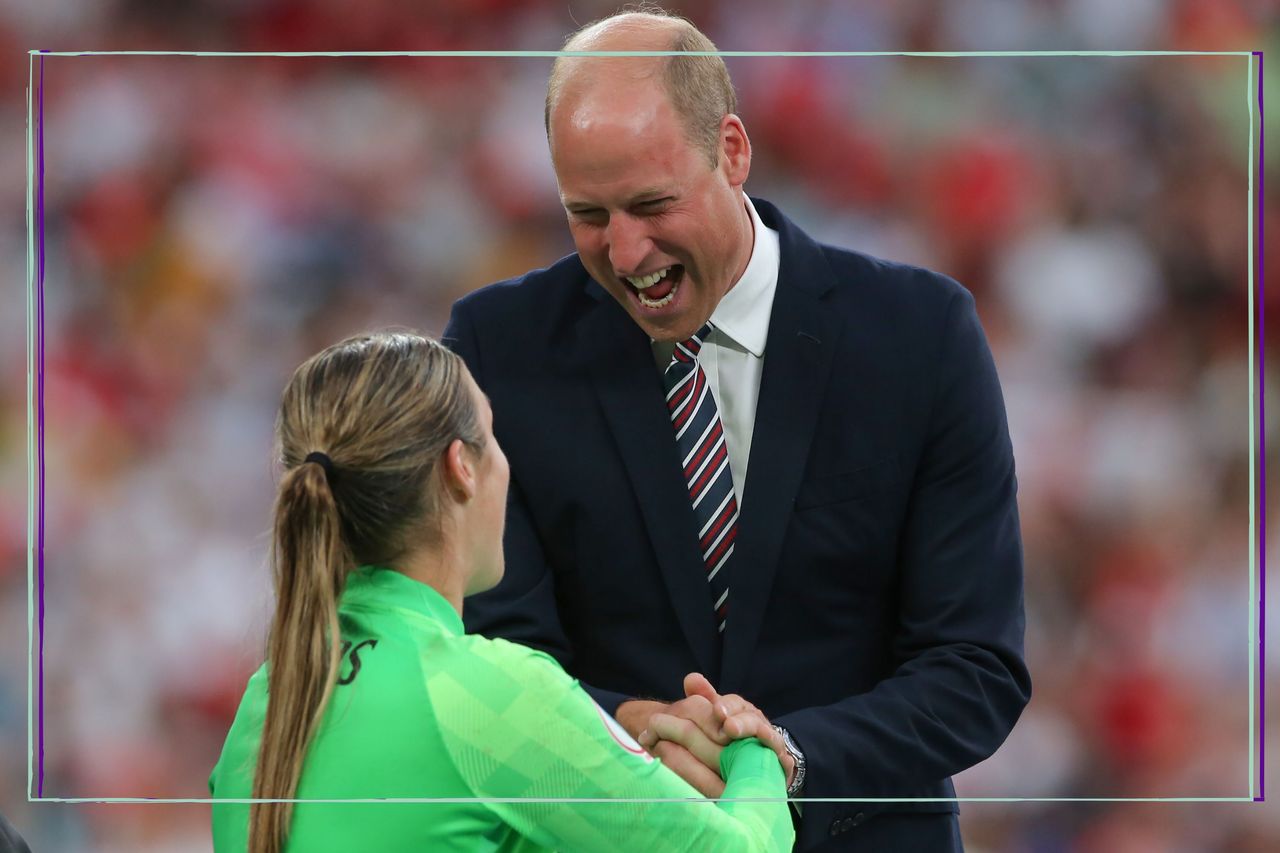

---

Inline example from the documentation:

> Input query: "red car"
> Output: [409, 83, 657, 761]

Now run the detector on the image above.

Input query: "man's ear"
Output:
[440, 438, 477, 503]
[719, 114, 751, 187]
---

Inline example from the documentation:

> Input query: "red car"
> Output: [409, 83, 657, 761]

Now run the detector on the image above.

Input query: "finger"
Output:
[683, 672, 720, 704]
[616, 699, 669, 741]
[663, 694, 731, 745]
[712, 693, 756, 725]
[720, 710, 765, 740]
[781, 751, 797, 789]
[648, 712, 725, 770]
[721, 711, 791, 772]
[653, 741, 726, 799]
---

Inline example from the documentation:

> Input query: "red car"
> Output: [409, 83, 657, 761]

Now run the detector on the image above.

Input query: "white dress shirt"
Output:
[653, 195, 780, 506]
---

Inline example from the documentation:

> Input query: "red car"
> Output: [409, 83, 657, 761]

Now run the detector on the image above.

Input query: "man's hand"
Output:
[614, 699, 667, 741]
[635, 673, 796, 794]
[616, 693, 728, 796]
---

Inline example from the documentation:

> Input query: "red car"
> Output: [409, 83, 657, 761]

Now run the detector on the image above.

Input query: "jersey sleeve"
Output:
[427, 638, 793, 853]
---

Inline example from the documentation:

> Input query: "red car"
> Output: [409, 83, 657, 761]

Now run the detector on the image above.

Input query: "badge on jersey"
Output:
[593, 701, 655, 763]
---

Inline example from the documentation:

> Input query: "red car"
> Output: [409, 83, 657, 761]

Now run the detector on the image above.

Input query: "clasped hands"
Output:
[618, 673, 795, 797]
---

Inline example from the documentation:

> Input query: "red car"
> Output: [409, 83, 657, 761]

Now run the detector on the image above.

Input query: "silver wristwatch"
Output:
[771, 724, 806, 796]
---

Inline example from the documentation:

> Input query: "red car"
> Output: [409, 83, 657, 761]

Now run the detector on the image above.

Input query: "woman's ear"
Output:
[440, 438, 477, 503]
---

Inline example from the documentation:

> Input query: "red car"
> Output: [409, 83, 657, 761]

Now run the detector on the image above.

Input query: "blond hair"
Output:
[545, 8, 737, 168]
[248, 332, 483, 853]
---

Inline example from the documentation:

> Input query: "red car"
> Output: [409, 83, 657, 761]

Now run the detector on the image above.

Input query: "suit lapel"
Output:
[720, 202, 844, 691]
[564, 199, 844, 690]
[572, 287, 722, 678]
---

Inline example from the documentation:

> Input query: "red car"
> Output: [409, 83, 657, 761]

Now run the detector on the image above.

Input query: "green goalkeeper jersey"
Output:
[210, 566, 793, 852]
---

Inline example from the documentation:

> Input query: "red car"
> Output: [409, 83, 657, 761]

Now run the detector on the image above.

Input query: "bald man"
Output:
[446, 9, 1030, 851]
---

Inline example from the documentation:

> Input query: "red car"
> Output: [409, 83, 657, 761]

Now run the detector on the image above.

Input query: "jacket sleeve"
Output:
[431, 640, 794, 853]
[776, 286, 1030, 801]
[444, 298, 634, 716]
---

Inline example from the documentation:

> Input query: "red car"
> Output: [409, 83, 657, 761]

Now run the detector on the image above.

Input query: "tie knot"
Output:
[671, 323, 713, 365]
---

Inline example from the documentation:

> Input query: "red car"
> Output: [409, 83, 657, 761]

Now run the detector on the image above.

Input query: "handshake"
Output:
[618, 673, 798, 797]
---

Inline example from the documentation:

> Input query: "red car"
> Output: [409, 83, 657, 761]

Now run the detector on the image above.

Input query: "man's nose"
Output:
[606, 214, 652, 276]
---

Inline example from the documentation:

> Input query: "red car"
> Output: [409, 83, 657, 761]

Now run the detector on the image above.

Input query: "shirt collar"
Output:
[709, 195, 779, 358]
[341, 565, 465, 636]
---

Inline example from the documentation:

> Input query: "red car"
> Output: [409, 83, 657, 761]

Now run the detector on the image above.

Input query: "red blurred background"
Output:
[2, 1, 1277, 850]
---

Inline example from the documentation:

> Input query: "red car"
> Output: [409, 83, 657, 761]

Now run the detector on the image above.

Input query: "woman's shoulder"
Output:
[428, 633, 581, 709]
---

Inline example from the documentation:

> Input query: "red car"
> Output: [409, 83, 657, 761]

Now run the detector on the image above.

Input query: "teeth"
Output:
[625, 266, 671, 290]
[637, 280, 678, 309]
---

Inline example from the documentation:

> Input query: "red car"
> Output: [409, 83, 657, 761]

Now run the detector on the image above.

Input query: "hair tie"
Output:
[304, 451, 337, 484]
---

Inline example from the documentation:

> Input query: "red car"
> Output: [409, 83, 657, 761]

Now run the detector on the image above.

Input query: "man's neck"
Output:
[722, 191, 756, 298]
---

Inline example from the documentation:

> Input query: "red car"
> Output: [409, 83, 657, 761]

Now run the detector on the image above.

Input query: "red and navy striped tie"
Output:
[664, 323, 737, 634]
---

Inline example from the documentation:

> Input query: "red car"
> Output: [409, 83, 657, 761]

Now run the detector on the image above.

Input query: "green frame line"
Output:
[25, 47, 1264, 807]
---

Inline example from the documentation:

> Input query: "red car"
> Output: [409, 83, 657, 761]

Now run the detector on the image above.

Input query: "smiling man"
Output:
[549, 33, 752, 344]
[444, 9, 1030, 852]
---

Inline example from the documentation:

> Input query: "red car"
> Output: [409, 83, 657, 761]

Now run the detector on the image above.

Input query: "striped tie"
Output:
[663, 324, 737, 634]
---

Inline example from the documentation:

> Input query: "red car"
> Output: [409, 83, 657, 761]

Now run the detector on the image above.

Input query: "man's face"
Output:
[550, 76, 752, 343]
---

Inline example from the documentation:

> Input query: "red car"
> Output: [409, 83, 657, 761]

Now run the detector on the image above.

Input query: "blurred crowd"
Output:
[1, 1, 1278, 850]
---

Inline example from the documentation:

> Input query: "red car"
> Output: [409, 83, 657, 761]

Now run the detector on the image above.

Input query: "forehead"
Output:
[552, 68, 668, 149]
[550, 75, 700, 201]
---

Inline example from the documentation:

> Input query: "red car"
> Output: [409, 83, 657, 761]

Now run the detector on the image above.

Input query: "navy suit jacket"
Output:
[445, 198, 1030, 851]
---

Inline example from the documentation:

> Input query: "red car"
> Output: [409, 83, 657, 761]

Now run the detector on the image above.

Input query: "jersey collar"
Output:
[342, 565, 465, 636]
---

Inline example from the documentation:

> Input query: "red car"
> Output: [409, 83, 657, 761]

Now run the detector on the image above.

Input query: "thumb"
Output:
[683, 672, 720, 703]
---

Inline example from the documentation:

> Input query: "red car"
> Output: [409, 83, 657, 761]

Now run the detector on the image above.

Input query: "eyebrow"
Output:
[630, 187, 670, 201]
[562, 188, 672, 212]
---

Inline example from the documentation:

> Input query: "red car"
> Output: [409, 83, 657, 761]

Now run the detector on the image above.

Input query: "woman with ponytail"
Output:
[209, 332, 792, 852]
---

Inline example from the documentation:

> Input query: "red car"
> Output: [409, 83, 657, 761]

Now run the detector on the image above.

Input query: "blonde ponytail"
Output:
[245, 332, 483, 853]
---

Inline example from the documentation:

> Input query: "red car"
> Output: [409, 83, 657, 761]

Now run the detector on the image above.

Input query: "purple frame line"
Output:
[35, 52, 46, 801]
[1257, 49, 1267, 805]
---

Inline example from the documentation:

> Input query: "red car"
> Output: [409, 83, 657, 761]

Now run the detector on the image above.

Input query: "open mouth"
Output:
[623, 265, 685, 309]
